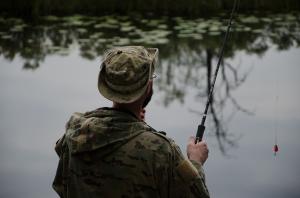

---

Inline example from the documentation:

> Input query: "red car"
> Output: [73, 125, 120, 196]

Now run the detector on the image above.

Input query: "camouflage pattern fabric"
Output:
[98, 46, 158, 103]
[53, 108, 210, 198]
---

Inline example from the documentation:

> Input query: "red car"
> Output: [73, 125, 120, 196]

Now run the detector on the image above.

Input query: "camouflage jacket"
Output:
[53, 108, 210, 198]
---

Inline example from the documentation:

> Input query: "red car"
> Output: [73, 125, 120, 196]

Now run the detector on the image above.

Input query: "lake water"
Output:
[1, 13, 300, 198]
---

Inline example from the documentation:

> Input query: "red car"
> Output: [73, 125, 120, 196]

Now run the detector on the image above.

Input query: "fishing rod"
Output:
[195, 0, 239, 143]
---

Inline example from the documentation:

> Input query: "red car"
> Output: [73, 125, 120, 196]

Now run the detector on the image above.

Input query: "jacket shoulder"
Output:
[130, 130, 179, 157]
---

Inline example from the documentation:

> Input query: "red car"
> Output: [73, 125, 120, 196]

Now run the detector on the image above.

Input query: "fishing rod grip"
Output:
[195, 124, 205, 144]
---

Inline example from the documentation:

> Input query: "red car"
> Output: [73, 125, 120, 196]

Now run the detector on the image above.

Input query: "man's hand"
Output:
[187, 136, 209, 165]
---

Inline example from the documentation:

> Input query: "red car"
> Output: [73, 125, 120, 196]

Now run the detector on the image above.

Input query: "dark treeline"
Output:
[0, 0, 299, 19]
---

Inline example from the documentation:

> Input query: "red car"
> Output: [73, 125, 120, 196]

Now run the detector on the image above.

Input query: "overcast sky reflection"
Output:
[0, 45, 300, 198]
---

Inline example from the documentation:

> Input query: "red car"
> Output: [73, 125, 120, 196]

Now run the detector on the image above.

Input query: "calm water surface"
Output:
[0, 13, 300, 198]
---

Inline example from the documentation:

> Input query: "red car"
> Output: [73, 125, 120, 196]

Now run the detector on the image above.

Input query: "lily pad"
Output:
[177, 33, 192, 38]
[10, 25, 24, 32]
[118, 16, 129, 21]
[158, 24, 168, 29]
[174, 17, 184, 22]
[120, 22, 132, 27]
[94, 23, 118, 29]
[58, 29, 68, 34]
[147, 19, 165, 27]
[234, 27, 245, 32]
[240, 16, 260, 24]
[192, 34, 203, 40]
[209, 25, 220, 32]
[48, 46, 63, 52]
[273, 16, 283, 22]
[285, 14, 297, 21]
[128, 31, 139, 36]
[252, 29, 264, 34]
[152, 29, 172, 37]
[195, 18, 205, 23]
[196, 29, 207, 34]
[96, 38, 107, 43]
[132, 38, 145, 43]
[120, 26, 135, 32]
[174, 25, 184, 30]
[141, 19, 148, 24]
[153, 38, 169, 44]
[7, 18, 23, 24]
[261, 17, 272, 23]
[208, 31, 221, 36]
[179, 29, 194, 34]
[44, 15, 60, 21]
[274, 21, 289, 26]
[243, 27, 252, 32]
[90, 32, 104, 39]
[113, 38, 131, 46]
[78, 38, 90, 43]
[63, 15, 85, 22]
[76, 28, 88, 34]
[67, 20, 85, 26]
[1, 35, 13, 39]
[105, 17, 119, 24]
[196, 22, 209, 29]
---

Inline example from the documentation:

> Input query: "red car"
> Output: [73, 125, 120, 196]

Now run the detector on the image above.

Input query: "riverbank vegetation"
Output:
[0, 0, 299, 19]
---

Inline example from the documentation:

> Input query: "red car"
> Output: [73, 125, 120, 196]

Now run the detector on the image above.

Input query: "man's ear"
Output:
[147, 80, 153, 94]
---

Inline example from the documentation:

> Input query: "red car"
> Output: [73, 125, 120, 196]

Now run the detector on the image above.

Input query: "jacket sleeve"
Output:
[52, 135, 69, 198]
[170, 142, 210, 198]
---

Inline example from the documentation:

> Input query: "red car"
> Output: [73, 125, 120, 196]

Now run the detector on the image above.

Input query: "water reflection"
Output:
[0, 14, 299, 68]
[0, 13, 299, 153]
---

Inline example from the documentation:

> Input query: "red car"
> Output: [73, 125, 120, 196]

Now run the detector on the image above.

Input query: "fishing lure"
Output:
[273, 144, 279, 156]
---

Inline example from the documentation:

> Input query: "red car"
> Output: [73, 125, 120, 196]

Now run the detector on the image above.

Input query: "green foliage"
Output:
[0, 0, 299, 19]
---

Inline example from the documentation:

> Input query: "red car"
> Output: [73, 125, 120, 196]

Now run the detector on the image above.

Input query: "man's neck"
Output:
[113, 102, 142, 120]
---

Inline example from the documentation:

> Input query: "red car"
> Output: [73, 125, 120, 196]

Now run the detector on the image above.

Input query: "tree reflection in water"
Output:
[157, 43, 255, 155]
[0, 13, 299, 153]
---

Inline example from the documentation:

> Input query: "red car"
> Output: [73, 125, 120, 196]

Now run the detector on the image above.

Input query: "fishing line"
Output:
[273, 80, 280, 156]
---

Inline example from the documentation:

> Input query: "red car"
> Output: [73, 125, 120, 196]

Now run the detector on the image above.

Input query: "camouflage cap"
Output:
[98, 46, 158, 103]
